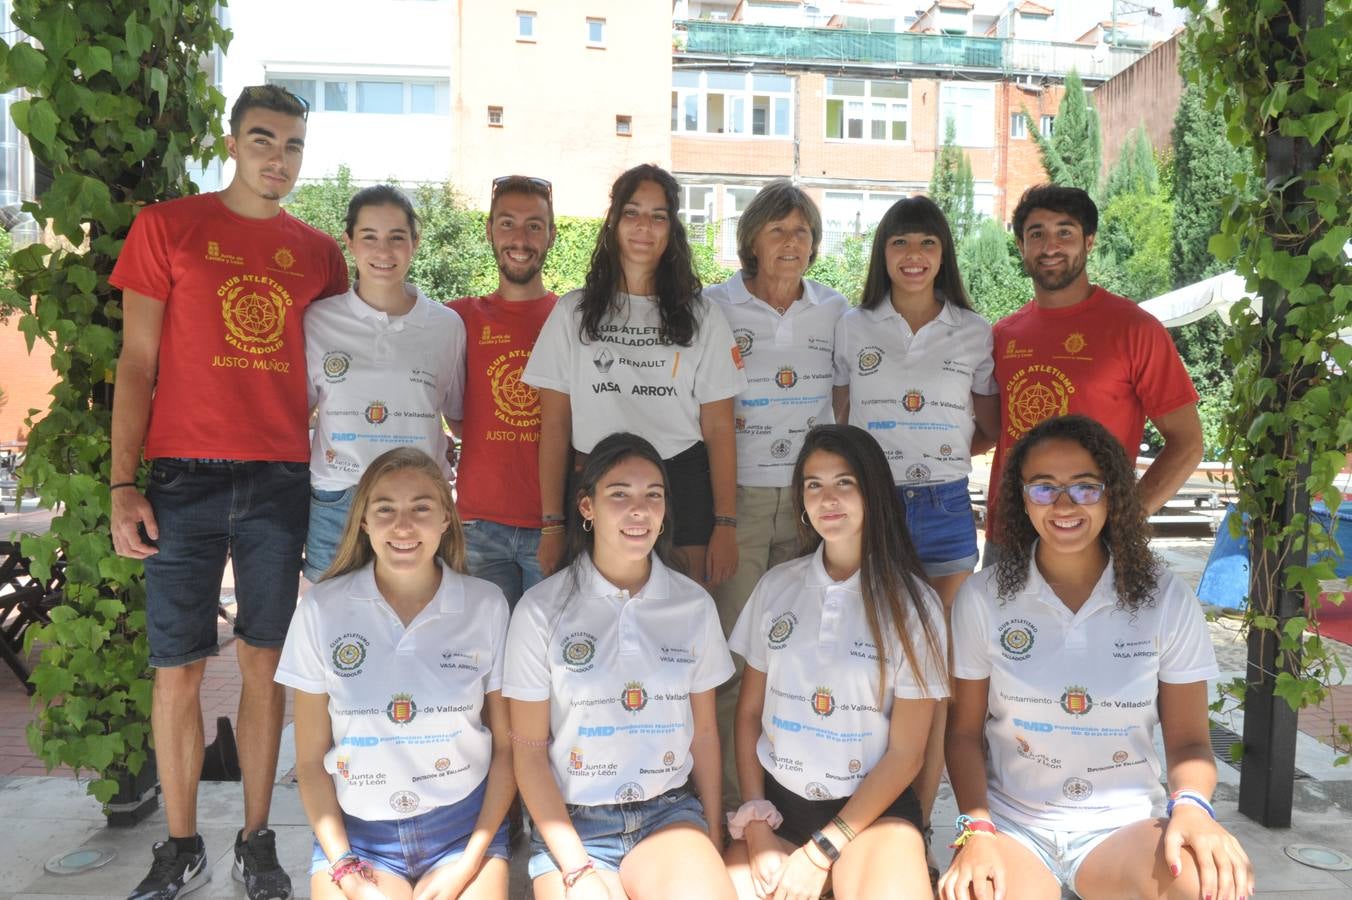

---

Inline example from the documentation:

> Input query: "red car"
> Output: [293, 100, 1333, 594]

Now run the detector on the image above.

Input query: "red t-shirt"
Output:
[111, 193, 348, 461]
[448, 291, 557, 527]
[987, 286, 1199, 534]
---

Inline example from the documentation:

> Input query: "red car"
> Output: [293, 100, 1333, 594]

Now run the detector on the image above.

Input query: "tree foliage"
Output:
[957, 218, 1029, 323]
[929, 119, 976, 243]
[805, 232, 870, 304]
[1026, 68, 1102, 196]
[0, 0, 230, 802]
[1103, 125, 1160, 201]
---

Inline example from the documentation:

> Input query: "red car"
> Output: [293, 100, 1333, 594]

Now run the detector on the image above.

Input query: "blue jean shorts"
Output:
[310, 779, 510, 881]
[462, 519, 542, 608]
[303, 484, 356, 582]
[527, 784, 708, 880]
[896, 476, 978, 577]
[143, 459, 309, 667]
[990, 809, 1121, 897]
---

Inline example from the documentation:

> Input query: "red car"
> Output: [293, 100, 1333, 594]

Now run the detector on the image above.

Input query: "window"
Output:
[587, 17, 605, 45]
[939, 82, 995, 147]
[821, 190, 904, 254]
[825, 78, 909, 142]
[488, 105, 503, 127]
[679, 184, 714, 240]
[266, 75, 449, 115]
[670, 71, 792, 137]
[1010, 112, 1027, 139]
[722, 186, 759, 257]
[615, 115, 631, 136]
[1040, 115, 1055, 137]
[517, 10, 535, 39]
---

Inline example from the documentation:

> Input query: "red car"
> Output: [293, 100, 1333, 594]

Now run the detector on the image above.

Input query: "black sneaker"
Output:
[232, 828, 292, 900]
[127, 840, 209, 900]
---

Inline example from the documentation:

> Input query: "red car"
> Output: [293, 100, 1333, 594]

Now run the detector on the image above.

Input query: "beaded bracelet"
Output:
[713, 515, 738, 528]
[1167, 789, 1216, 820]
[508, 729, 552, 748]
[949, 814, 997, 849]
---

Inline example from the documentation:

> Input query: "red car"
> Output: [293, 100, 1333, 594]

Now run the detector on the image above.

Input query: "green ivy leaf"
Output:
[69, 44, 113, 77]
[3, 42, 48, 88]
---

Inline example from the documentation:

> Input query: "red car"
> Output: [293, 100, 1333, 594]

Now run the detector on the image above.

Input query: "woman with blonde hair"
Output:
[276, 447, 513, 899]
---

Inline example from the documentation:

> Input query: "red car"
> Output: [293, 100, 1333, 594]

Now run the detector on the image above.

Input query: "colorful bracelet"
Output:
[507, 729, 552, 748]
[1167, 790, 1216, 820]
[949, 814, 997, 849]
[830, 814, 857, 843]
[328, 853, 375, 885]
[713, 515, 738, 528]
[540, 524, 566, 535]
[562, 860, 597, 889]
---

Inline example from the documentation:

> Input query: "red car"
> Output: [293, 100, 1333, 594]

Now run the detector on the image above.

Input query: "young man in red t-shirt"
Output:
[986, 185, 1202, 553]
[449, 176, 557, 606]
[109, 85, 348, 900]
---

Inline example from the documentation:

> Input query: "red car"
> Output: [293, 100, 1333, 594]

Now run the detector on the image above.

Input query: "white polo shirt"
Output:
[306, 288, 466, 489]
[833, 300, 996, 486]
[705, 274, 848, 488]
[728, 545, 948, 801]
[275, 561, 510, 822]
[951, 556, 1219, 831]
[503, 553, 735, 806]
[522, 291, 747, 459]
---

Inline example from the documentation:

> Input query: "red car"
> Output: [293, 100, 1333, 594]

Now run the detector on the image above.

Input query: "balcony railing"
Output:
[677, 21, 1145, 81]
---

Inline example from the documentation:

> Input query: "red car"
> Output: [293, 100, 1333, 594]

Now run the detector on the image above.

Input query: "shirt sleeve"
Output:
[893, 585, 951, 700]
[1128, 310, 1200, 420]
[274, 594, 328, 693]
[971, 315, 997, 396]
[323, 240, 350, 298]
[728, 575, 768, 670]
[951, 578, 993, 680]
[832, 314, 852, 388]
[692, 300, 749, 404]
[502, 591, 553, 701]
[522, 295, 577, 394]
[1156, 572, 1221, 684]
[485, 585, 511, 693]
[109, 205, 173, 302]
[304, 310, 324, 411]
[691, 592, 736, 693]
[442, 307, 467, 423]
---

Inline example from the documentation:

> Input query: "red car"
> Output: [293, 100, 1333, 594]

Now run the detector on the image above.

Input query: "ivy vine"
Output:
[1178, 0, 1352, 762]
[0, 0, 228, 802]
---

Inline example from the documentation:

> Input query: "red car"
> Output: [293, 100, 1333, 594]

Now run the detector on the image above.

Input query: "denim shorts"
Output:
[309, 779, 510, 881]
[462, 519, 543, 608]
[989, 810, 1121, 897]
[303, 484, 356, 582]
[895, 476, 979, 577]
[527, 784, 708, 879]
[143, 458, 309, 667]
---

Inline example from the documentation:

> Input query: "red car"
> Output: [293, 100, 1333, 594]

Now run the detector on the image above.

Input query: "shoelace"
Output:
[144, 844, 192, 883]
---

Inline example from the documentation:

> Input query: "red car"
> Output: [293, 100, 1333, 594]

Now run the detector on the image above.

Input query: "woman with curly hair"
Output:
[940, 415, 1252, 900]
[524, 164, 746, 588]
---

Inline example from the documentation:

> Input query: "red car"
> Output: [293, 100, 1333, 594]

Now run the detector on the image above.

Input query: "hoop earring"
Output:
[583, 518, 593, 532]
[801, 510, 812, 527]
[659, 523, 665, 535]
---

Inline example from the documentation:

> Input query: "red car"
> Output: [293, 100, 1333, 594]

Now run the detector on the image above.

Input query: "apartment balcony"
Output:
[676, 20, 1146, 82]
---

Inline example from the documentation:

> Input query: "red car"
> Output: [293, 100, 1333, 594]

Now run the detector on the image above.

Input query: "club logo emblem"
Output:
[272, 247, 296, 270]
[332, 640, 366, 673]
[998, 619, 1036, 660]
[905, 463, 932, 482]
[767, 612, 796, 648]
[771, 439, 792, 458]
[1062, 777, 1093, 801]
[322, 351, 351, 380]
[1063, 332, 1086, 354]
[389, 790, 419, 814]
[734, 329, 754, 357]
[805, 782, 833, 800]
[857, 346, 883, 374]
[615, 782, 644, 802]
[563, 636, 596, 669]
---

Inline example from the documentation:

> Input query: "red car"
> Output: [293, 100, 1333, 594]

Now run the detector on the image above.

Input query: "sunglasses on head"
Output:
[243, 84, 310, 119]
[1021, 481, 1106, 506]
[492, 175, 552, 198]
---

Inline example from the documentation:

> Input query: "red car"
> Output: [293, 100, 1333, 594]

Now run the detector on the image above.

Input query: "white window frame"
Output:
[821, 189, 904, 255]
[615, 114, 631, 136]
[670, 71, 793, 139]
[824, 78, 911, 144]
[678, 184, 715, 242]
[1010, 111, 1027, 139]
[721, 185, 761, 257]
[517, 10, 536, 40]
[939, 82, 995, 148]
[266, 74, 449, 116]
[587, 17, 605, 46]
[1040, 114, 1055, 137]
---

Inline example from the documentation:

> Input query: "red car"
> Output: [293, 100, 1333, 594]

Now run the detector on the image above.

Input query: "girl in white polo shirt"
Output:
[524, 164, 746, 589]
[504, 432, 737, 900]
[276, 447, 512, 899]
[304, 185, 466, 581]
[942, 416, 1253, 900]
[726, 424, 948, 900]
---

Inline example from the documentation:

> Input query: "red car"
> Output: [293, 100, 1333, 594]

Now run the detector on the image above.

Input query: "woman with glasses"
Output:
[524, 164, 746, 588]
[940, 415, 1253, 900]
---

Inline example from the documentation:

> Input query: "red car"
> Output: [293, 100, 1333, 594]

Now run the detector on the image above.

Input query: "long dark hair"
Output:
[995, 415, 1158, 611]
[860, 195, 973, 312]
[578, 164, 701, 347]
[792, 425, 946, 701]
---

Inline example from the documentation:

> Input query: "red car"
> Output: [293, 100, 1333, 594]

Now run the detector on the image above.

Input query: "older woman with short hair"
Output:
[703, 180, 849, 809]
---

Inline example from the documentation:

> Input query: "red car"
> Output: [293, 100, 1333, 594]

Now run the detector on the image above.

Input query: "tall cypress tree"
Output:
[1171, 76, 1247, 286]
[1104, 125, 1160, 201]
[929, 118, 976, 241]
[1026, 68, 1102, 195]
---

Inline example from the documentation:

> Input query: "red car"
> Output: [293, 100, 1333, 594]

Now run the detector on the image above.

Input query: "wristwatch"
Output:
[810, 829, 841, 864]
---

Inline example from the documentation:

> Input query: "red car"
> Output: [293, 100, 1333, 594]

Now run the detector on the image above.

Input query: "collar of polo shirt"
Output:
[1020, 541, 1119, 616]
[725, 272, 835, 308]
[342, 285, 433, 329]
[575, 551, 673, 602]
[347, 559, 466, 615]
[805, 543, 862, 592]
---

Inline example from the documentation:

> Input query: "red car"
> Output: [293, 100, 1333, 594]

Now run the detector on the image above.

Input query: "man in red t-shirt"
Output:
[986, 185, 1202, 552]
[449, 176, 557, 606]
[109, 85, 347, 900]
